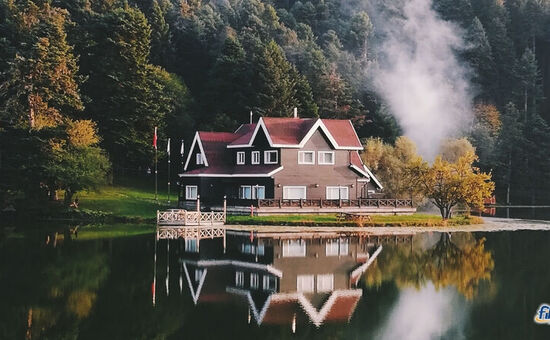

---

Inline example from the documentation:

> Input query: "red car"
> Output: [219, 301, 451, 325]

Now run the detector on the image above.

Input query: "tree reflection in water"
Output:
[364, 232, 495, 299]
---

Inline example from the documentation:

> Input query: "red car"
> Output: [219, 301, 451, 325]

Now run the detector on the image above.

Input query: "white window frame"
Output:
[196, 153, 204, 165]
[185, 185, 198, 200]
[239, 185, 252, 199]
[316, 274, 334, 292]
[253, 185, 265, 199]
[282, 239, 306, 257]
[282, 186, 307, 200]
[251, 151, 260, 164]
[237, 151, 245, 165]
[318, 151, 335, 165]
[263, 275, 276, 291]
[297, 275, 315, 293]
[235, 271, 244, 287]
[185, 239, 198, 253]
[326, 186, 349, 199]
[195, 269, 203, 283]
[298, 151, 315, 164]
[326, 238, 349, 256]
[264, 150, 278, 164]
[250, 273, 259, 289]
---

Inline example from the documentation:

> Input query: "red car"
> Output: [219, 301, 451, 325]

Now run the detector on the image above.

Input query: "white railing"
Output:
[157, 209, 226, 226]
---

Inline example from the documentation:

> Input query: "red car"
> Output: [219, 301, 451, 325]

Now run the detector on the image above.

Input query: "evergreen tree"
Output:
[252, 40, 316, 117]
[517, 48, 543, 117]
[149, 0, 171, 66]
[463, 17, 496, 101]
[0, 1, 83, 129]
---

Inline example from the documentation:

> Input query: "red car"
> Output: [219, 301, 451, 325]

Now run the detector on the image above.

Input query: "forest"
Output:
[0, 0, 549, 206]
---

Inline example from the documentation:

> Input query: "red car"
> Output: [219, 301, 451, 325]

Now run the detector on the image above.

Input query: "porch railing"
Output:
[157, 209, 226, 225]
[257, 198, 413, 209]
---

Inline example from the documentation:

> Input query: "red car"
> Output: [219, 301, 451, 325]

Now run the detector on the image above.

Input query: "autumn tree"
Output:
[0, 1, 83, 129]
[361, 136, 425, 202]
[414, 152, 494, 219]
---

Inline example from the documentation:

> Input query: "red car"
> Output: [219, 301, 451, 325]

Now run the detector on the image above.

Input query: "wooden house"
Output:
[177, 116, 415, 214]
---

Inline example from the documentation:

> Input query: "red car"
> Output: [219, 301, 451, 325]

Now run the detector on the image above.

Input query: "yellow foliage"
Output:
[474, 103, 501, 136]
[414, 152, 494, 218]
[66, 119, 100, 147]
[439, 138, 476, 163]
[66, 290, 97, 319]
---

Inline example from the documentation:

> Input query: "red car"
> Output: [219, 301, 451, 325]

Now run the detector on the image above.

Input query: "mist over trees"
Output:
[1, 0, 550, 205]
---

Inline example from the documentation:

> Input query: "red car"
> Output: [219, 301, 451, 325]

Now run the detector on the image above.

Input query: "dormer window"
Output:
[251, 151, 260, 164]
[264, 150, 278, 164]
[196, 153, 204, 165]
[237, 152, 245, 165]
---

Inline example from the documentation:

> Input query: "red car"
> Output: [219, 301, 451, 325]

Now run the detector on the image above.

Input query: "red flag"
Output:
[153, 127, 157, 149]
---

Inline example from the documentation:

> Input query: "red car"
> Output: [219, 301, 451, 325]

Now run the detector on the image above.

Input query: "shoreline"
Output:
[223, 218, 550, 235]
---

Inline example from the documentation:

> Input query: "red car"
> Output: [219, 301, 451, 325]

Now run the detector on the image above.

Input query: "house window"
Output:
[282, 239, 306, 257]
[196, 153, 204, 165]
[297, 275, 315, 293]
[239, 186, 252, 199]
[318, 151, 335, 165]
[263, 275, 277, 291]
[185, 239, 198, 253]
[195, 269, 204, 283]
[253, 185, 265, 199]
[282, 186, 307, 199]
[250, 273, 259, 289]
[298, 151, 315, 164]
[252, 151, 260, 164]
[235, 271, 244, 287]
[326, 186, 349, 199]
[186, 185, 198, 200]
[237, 151, 245, 165]
[317, 274, 334, 292]
[264, 150, 278, 164]
[326, 238, 349, 256]
[241, 243, 265, 256]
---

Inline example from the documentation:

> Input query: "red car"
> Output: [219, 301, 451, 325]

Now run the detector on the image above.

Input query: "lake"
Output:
[1, 219, 550, 339]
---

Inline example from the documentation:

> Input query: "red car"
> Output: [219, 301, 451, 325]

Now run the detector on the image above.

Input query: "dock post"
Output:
[223, 195, 227, 222]
[223, 229, 226, 254]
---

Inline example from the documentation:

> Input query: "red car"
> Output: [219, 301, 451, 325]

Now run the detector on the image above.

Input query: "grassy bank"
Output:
[66, 177, 172, 221]
[75, 223, 155, 240]
[227, 213, 483, 227]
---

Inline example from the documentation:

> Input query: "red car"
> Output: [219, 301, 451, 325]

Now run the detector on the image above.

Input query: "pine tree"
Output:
[149, 0, 171, 66]
[463, 17, 496, 101]
[252, 40, 316, 117]
[517, 48, 543, 118]
[0, 1, 83, 129]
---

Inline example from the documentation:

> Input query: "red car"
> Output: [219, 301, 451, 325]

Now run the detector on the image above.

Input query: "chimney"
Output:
[293, 107, 298, 119]
[249, 111, 253, 124]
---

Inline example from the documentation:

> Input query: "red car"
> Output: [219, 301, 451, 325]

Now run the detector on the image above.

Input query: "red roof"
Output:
[184, 131, 281, 176]
[350, 151, 364, 169]
[322, 119, 362, 148]
[262, 117, 317, 145]
[231, 123, 257, 145]
[228, 117, 363, 149]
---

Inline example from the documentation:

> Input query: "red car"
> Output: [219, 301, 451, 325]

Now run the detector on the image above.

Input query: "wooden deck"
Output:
[156, 209, 227, 243]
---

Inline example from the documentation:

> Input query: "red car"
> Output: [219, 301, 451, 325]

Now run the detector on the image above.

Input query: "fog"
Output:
[374, 283, 467, 340]
[370, 0, 473, 159]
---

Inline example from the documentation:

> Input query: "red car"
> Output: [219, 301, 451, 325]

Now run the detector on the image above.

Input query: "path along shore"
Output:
[224, 218, 550, 235]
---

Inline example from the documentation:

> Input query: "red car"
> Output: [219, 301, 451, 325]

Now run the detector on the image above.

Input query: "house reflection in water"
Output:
[173, 232, 402, 329]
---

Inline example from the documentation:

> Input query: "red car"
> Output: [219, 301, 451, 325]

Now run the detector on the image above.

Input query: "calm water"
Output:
[1, 224, 550, 339]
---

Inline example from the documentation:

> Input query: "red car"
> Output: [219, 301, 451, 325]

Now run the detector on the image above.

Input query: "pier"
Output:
[156, 209, 227, 245]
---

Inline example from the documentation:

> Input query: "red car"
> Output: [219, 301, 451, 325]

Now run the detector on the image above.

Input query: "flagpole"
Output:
[167, 138, 171, 205]
[154, 127, 158, 202]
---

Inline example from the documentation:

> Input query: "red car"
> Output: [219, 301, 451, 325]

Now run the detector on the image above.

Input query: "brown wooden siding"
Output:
[272, 130, 372, 200]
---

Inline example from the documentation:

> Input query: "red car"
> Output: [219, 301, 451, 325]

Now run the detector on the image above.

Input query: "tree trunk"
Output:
[506, 153, 512, 205]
